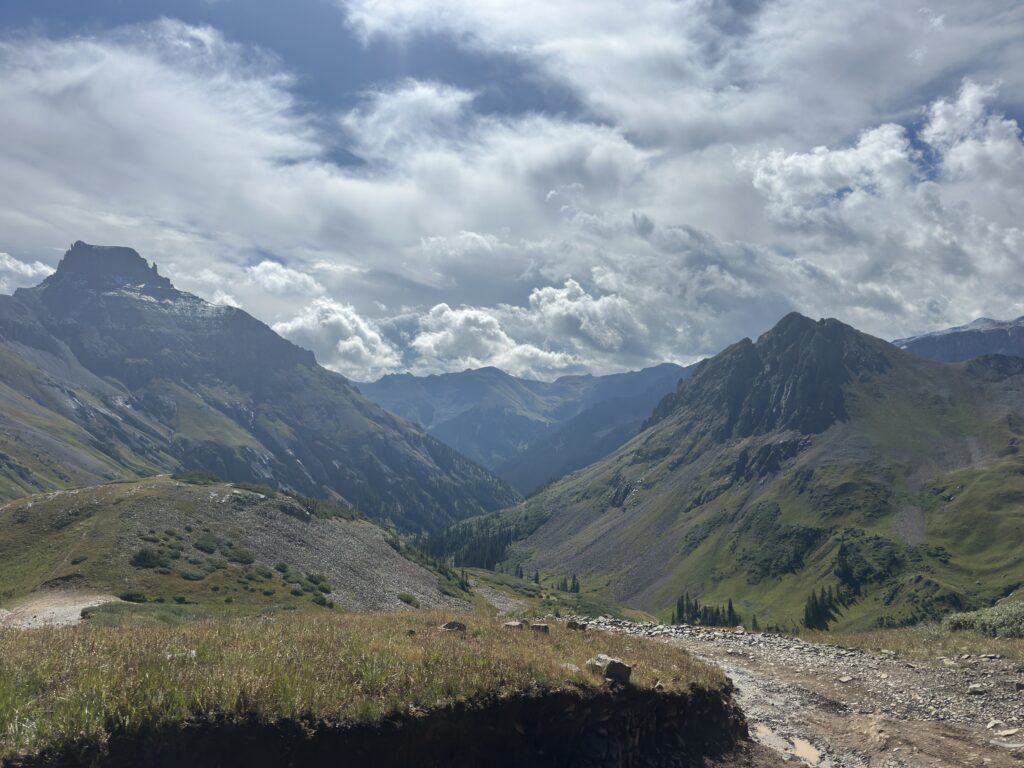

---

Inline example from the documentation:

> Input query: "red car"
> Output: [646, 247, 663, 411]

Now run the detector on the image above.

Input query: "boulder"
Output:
[530, 623, 550, 634]
[439, 621, 467, 632]
[503, 620, 526, 630]
[587, 654, 632, 684]
[967, 683, 988, 695]
[567, 619, 588, 631]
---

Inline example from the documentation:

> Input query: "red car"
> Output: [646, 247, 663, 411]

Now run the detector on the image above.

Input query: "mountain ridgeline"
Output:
[462, 314, 1024, 630]
[360, 362, 693, 494]
[0, 243, 517, 533]
[894, 316, 1024, 363]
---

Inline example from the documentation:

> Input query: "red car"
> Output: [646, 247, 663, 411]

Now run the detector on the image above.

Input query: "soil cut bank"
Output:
[13, 685, 747, 768]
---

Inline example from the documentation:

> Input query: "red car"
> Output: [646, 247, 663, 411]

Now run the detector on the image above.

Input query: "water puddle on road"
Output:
[790, 736, 821, 765]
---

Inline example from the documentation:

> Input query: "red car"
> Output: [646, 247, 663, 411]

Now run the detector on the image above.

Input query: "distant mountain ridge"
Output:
[0, 242, 517, 533]
[895, 316, 1024, 363]
[359, 362, 694, 493]
[464, 313, 1024, 630]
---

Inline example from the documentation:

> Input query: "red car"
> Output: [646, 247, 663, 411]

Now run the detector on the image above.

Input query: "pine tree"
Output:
[751, 614, 760, 632]
[570, 574, 580, 593]
[533, 571, 540, 584]
[727, 598, 737, 626]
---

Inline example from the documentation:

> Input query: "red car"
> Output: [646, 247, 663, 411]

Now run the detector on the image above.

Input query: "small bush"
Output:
[172, 470, 221, 485]
[70, 555, 88, 565]
[180, 570, 206, 582]
[943, 601, 1024, 638]
[274, 562, 289, 574]
[193, 533, 219, 554]
[311, 594, 328, 607]
[130, 548, 168, 569]
[224, 547, 255, 566]
[397, 593, 420, 608]
[174, 596, 188, 604]
[119, 592, 147, 603]
[290, 587, 304, 597]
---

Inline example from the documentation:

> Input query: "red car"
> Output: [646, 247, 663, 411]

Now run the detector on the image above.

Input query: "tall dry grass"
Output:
[0, 609, 722, 760]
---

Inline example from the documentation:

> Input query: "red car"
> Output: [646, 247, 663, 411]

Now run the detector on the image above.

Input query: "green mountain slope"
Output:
[0, 243, 518, 533]
[0, 476, 468, 613]
[485, 314, 1024, 630]
[359, 363, 692, 493]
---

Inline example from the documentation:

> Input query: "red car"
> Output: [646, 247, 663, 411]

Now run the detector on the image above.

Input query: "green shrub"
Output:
[70, 555, 88, 565]
[397, 593, 420, 608]
[943, 601, 1024, 638]
[119, 592, 147, 603]
[193, 532, 219, 554]
[312, 594, 328, 607]
[224, 547, 255, 565]
[172, 470, 221, 485]
[180, 570, 206, 582]
[130, 548, 168, 569]
[290, 587, 304, 597]
[233, 482, 277, 498]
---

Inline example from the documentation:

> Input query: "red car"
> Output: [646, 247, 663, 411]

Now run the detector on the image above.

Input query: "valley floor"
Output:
[583, 617, 1024, 767]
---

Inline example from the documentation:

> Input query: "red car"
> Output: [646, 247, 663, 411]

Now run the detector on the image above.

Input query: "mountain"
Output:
[0, 242, 517, 533]
[894, 316, 1024, 362]
[0, 475, 469, 612]
[359, 363, 692, 493]
[469, 313, 1024, 630]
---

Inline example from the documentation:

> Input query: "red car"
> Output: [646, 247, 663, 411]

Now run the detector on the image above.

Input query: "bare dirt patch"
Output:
[0, 591, 119, 630]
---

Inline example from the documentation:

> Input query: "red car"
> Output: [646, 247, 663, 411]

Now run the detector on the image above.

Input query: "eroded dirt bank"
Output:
[15, 685, 747, 768]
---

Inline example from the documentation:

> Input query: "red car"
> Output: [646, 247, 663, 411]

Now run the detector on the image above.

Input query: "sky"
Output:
[0, 1, 1023, 381]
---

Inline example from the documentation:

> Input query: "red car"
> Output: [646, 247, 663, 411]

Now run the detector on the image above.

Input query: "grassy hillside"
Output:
[0, 476, 471, 613]
[470, 315, 1024, 631]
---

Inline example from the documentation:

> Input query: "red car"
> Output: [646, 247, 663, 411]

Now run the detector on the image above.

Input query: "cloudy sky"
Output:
[1, 1, 1023, 381]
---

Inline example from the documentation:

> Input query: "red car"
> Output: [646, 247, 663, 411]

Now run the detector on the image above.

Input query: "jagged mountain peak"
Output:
[646, 313, 892, 438]
[42, 241, 173, 293]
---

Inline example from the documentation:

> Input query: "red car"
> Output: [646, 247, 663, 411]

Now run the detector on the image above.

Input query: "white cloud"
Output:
[409, 303, 577, 378]
[246, 261, 324, 295]
[273, 298, 402, 379]
[3, 8, 1024, 379]
[0, 252, 53, 294]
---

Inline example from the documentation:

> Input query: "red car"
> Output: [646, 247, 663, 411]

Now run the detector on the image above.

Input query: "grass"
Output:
[942, 600, 1024, 638]
[0, 609, 722, 762]
[803, 621, 1024, 664]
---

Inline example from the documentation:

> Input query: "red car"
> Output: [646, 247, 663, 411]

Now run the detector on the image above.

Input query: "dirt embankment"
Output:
[13, 685, 747, 768]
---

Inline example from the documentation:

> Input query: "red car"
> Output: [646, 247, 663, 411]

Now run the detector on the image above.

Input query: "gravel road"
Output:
[578, 616, 1024, 767]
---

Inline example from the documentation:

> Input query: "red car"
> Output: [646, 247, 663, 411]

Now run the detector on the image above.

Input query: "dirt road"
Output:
[581, 617, 1024, 767]
[0, 591, 119, 630]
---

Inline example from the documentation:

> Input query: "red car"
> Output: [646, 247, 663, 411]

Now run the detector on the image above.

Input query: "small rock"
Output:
[967, 683, 988, 695]
[587, 654, 632, 684]
[567, 619, 588, 631]
[530, 623, 550, 634]
[406, 629, 416, 636]
[654, 680, 665, 691]
[561, 662, 581, 673]
[994, 729, 1020, 738]
[1015, 681, 1024, 692]
[838, 675, 853, 684]
[439, 621, 466, 632]
[503, 620, 525, 630]
[987, 720, 1004, 730]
